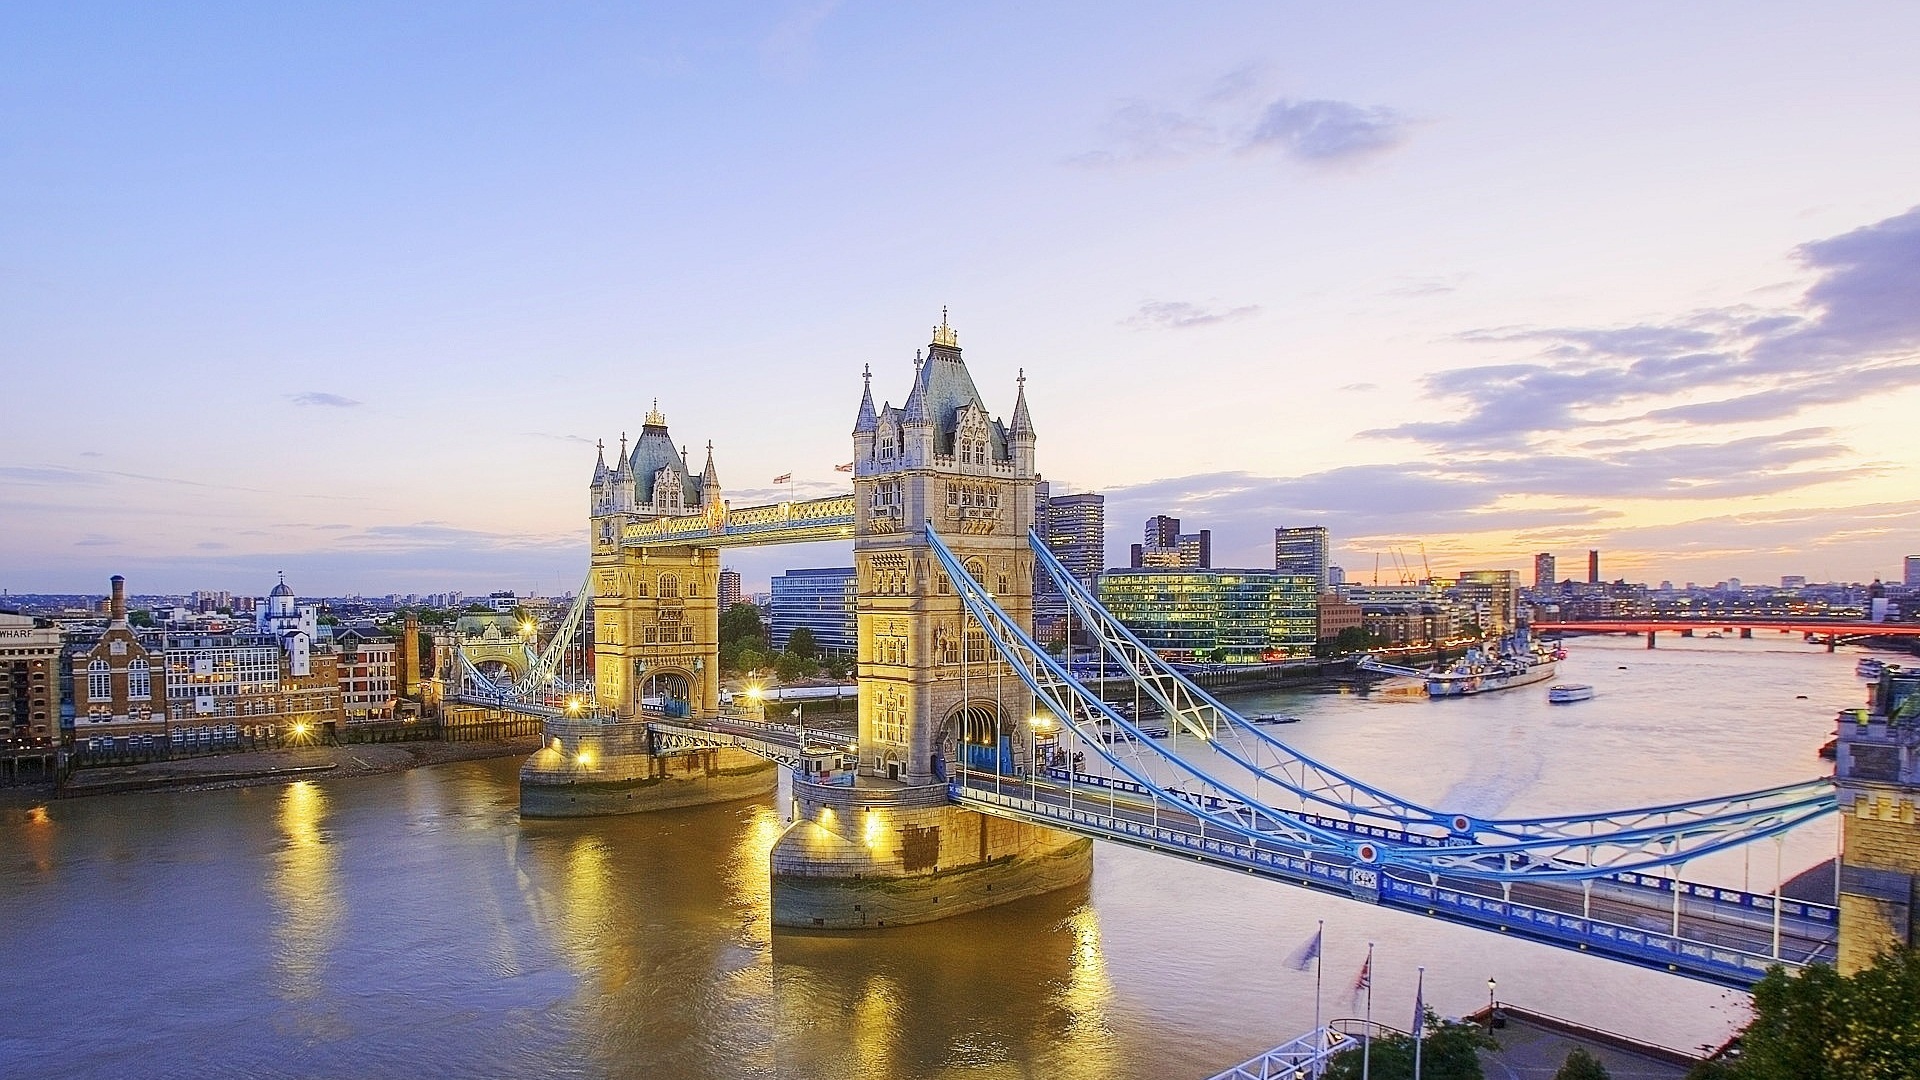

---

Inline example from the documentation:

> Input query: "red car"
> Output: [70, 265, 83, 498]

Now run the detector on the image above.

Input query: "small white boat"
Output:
[1858, 658, 1888, 678]
[1547, 684, 1594, 704]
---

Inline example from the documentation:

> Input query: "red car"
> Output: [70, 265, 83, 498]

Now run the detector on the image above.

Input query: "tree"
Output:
[1323, 1014, 1496, 1080]
[1332, 625, 1377, 655]
[821, 653, 852, 681]
[1554, 1047, 1610, 1080]
[775, 650, 811, 682]
[1717, 948, 1920, 1080]
[787, 626, 817, 660]
[128, 608, 155, 628]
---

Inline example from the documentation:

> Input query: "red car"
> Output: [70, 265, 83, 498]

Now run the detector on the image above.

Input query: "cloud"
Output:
[288, 391, 363, 408]
[0, 466, 108, 486]
[1340, 382, 1379, 392]
[1367, 204, 1920, 453]
[1245, 99, 1411, 163]
[72, 534, 119, 547]
[521, 431, 596, 446]
[1074, 72, 1414, 170]
[761, 0, 841, 80]
[1124, 300, 1262, 330]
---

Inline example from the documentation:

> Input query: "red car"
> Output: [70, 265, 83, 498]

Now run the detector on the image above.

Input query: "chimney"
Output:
[400, 612, 421, 698]
[110, 575, 127, 624]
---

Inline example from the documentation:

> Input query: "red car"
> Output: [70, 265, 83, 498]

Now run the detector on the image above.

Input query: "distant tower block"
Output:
[1587, 549, 1600, 585]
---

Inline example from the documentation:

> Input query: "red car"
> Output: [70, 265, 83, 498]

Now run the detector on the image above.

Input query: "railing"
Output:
[1205, 1019, 1403, 1080]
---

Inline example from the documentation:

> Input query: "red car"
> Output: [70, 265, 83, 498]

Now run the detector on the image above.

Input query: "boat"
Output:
[1422, 626, 1560, 698]
[1547, 684, 1594, 704]
[1858, 657, 1891, 678]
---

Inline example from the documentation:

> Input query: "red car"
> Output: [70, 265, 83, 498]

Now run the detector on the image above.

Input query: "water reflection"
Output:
[268, 780, 341, 1010]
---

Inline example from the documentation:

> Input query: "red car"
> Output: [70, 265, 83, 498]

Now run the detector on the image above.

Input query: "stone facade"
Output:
[1834, 671, 1920, 973]
[848, 316, 1039, 784]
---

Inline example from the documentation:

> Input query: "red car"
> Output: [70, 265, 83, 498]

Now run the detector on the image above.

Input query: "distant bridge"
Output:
[1536, 618, 1920, 640]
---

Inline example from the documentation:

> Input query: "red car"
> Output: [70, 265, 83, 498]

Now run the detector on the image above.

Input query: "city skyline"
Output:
[7, 4, 1920, 594]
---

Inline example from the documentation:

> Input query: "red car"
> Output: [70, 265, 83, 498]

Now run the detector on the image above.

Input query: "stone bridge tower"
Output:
[586, 404, 724, 719]
[1834, 669, 1920, 972]
[851, 313, 1038, 784]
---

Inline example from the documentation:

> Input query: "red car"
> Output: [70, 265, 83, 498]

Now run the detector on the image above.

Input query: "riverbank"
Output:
[0, 734, 544, 803]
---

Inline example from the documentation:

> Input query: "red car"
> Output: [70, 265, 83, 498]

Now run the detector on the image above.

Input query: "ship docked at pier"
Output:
[1359, 626, 1563, 698]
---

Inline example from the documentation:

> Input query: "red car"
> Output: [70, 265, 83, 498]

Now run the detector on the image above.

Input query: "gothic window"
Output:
[965, 628, 988, 661]
[128, 659, 150, 699]
[658, 573, 679, 599]
[87, 658, 110, 701]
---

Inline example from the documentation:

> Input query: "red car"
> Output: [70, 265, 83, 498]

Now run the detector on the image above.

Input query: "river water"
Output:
[0, 634, 1876, 1079]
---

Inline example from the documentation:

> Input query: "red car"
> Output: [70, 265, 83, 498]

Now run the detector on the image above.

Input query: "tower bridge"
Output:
[447, 313, 1920, 989]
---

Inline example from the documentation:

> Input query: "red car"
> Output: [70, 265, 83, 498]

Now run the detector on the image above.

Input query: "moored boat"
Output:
[1422, 626, 1560, 699]
[1547, 683, 1594, 704]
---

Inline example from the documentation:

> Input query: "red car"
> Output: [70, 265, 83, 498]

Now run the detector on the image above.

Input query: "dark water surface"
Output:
[0, 635, 1873, 1078]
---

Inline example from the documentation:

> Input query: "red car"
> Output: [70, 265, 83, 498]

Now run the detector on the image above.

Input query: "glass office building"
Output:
[1096, 569, 1319, 662]
[769, 567, 857, 653]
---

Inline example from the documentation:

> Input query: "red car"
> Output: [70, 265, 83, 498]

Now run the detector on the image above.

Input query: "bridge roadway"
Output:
[950, 772, 1833, 988]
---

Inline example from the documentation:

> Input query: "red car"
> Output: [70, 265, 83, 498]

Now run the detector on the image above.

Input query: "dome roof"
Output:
[269, 573, 295, 598]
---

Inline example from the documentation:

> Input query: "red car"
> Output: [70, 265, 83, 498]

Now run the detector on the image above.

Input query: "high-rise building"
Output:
[1906, 555, 1920, 588]
[1587, 549, 1601, 585]
[718, 568, 743, 609]
[1133, 514, 1208, 568]
[1275, 527, 1331, 589]
[1043, 491, 1106, 586]
[1534, 552, 1556, 591]
[770, 567, 857, 653]
[1781, 575, 1807, 590]
[1454, 570, 1522, 637]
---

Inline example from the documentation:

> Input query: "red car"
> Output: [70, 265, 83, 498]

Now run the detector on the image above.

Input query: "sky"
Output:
[5, 2, 1920, 598]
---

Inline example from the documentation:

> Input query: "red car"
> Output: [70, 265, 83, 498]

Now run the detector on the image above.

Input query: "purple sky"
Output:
[5, 3, 1920, 597]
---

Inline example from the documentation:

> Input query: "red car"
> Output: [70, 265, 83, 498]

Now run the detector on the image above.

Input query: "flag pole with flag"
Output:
[1357, 943, 1373, 1080]
[1285, 920, 1326, 1069]
[772, 473, 792, 485]
[1412, 965, 1425, 1080]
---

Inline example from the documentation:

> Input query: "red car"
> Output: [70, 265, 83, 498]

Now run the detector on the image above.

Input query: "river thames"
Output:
[0, 634, 1873, 1079]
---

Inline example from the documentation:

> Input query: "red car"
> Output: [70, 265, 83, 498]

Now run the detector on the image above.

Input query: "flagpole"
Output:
[1412, 966, 1425, 1080]
[1313, 920, 1324, 1046]
[1361, 943, 1373, 1080]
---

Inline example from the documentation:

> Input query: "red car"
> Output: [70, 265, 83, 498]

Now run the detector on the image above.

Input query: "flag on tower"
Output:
[772, 473, 792, 484]
[834, 462, 854, 472]
[1352, 952, 1372, 999]
[1285, 925, 1324, 971]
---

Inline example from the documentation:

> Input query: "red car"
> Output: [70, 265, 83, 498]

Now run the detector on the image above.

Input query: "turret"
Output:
[701, 441, 722, 505]
[610, 431, 635, 513]
[590, 438, 609, 514]
[902, 350, 933, 465]
[1008, 368, 1035, 475]
[852, 363, 878, 473]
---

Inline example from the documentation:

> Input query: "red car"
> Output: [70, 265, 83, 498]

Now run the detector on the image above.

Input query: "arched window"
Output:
[127, 659, 150, 699]
[658, 573, 679, 599]
[88, 658, 111, 701]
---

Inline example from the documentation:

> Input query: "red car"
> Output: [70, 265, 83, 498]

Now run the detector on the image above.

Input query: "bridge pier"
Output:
[1646, 631, 1656, 649]
[1741, 628, 1753, 639]
[1833, 671, 1920, 973]
[519, 719, 777, 817]
[770, 777, 1092, 929]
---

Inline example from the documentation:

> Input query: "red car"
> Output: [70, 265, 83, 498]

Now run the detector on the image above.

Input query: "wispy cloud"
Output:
[1125, 299, 1262, 330]
[761, 0, 841, 80]
[1073, 70, 1416, 170]
[1245, 99, 1411, 164]
[289, 391, 363, 408]
[1367, 204, 1920, 452]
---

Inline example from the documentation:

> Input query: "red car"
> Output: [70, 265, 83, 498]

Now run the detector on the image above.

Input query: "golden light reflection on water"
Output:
[269, 781, 340, 1004]
[1056, 902, 1119, 1054]
[727, 805, 783, 941]
[847, 971, 904, 1076]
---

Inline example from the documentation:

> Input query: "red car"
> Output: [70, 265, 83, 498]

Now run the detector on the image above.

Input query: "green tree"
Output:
[719, 603, 766, 649]
[1332, 625, 1377, 655]
[821, 653, 852, 681]
[787, 626, 817, 660]
[1554, 1047, 1610, 1080]
[1323, 1014, 1496, 1080]
[128, 608, 155, 628]
[775, 650, 811, 682]
[1720, 948, 1920, 1080]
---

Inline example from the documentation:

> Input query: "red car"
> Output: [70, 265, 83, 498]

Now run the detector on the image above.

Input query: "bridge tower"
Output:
[850, 315, 1039, 783]
[770, 314, 1093, 928]
[586, 405, 724, 720]
[1834, 670, 1920, 972]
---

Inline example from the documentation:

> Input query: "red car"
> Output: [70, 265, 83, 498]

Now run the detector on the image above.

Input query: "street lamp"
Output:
[1486, 978, 1498, 1032]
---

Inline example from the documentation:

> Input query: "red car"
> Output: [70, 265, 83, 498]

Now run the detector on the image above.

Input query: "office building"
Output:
[1534, 552, 1556, 591]
[1096, 568, 1318, 662]
[333, 624, 397, 722]
[1781, 575, 1807, 590]
[1043, 491, 1106, 587]
[1906, 555, 1920, 588]
[0, 613, 62, 748]
[719, 568, 743, 609]
[770, 567, 857, 653]
[1275, 526, 1331, 589]
[1133, 515, 1210, 569]
[1587, 550, 1601, 585]
[1453, 570, 1521, 637]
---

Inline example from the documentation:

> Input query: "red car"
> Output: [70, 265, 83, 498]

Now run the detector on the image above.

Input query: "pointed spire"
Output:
[617, 431, 630, 471]
[932, 306, 958, 348]
[854, 362, 878, 433]
[903, 353, 931, 426]
[592, 438, 609, 483]
[645, 399, 666, 426]
[1009, 367, 1034, 437]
